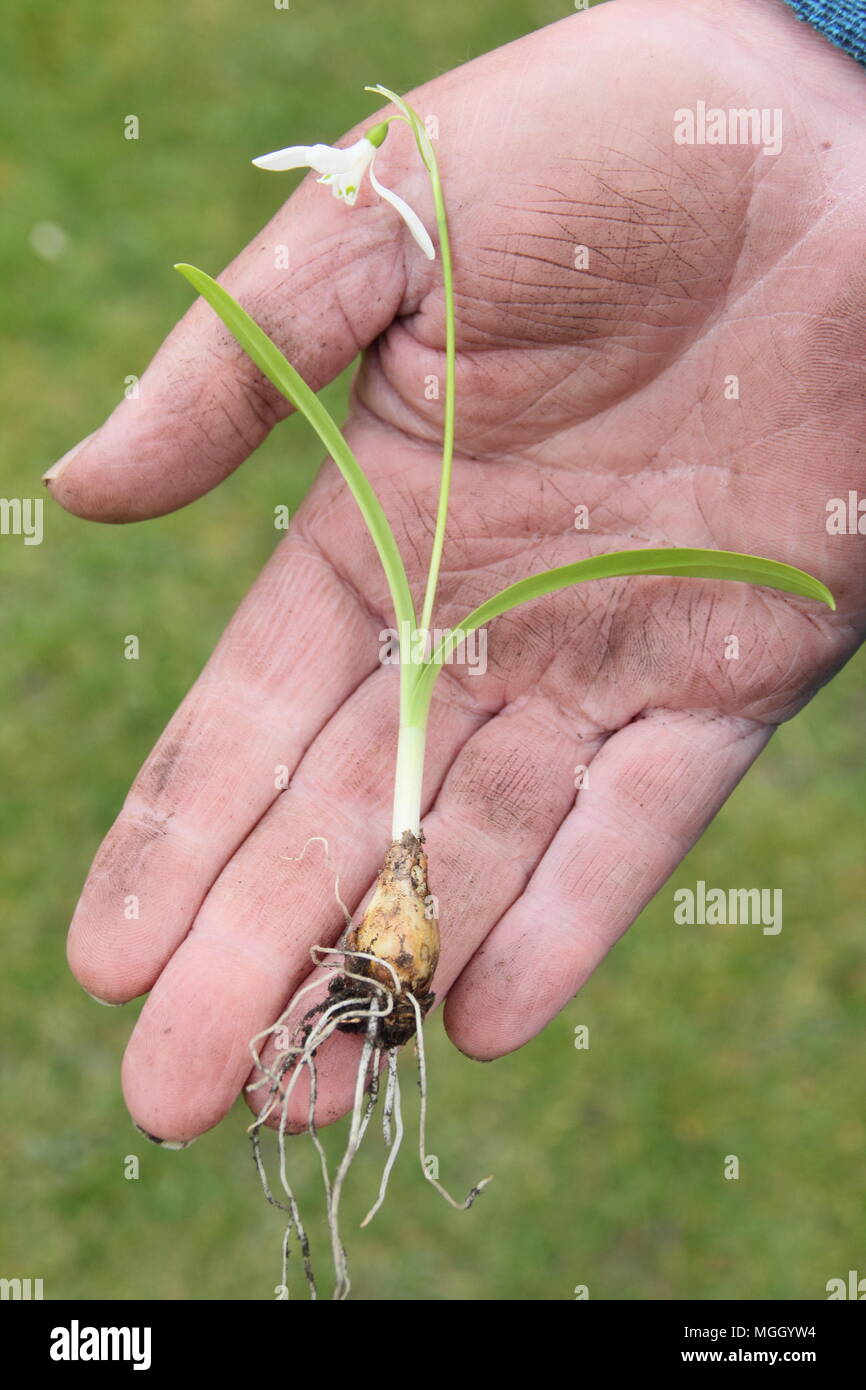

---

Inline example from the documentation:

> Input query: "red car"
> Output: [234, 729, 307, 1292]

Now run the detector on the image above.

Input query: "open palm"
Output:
[54, 0, 866, 1142]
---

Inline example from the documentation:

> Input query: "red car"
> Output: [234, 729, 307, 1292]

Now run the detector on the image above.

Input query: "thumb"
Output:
[43, 122, 418, 522]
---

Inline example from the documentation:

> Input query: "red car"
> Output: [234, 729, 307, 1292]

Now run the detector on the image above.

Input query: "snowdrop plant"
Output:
[175, 84, 834, 1300]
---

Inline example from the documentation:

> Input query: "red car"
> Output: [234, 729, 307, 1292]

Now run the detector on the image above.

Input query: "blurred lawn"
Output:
[1, 0, 864, 1301]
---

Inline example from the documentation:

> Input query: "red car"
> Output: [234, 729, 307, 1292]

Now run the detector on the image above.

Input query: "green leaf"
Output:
[408, 546, 835, 720]
[174, 262, 416, 631]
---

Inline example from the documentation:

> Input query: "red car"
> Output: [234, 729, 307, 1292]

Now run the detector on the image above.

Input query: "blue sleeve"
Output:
[782, 0, 866, 69]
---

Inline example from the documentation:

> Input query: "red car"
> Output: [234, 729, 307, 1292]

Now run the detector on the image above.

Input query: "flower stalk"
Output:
[366, 85, 459, 839]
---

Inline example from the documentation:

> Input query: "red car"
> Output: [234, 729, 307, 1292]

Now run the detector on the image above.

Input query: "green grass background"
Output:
[1, 0, 864, 1301]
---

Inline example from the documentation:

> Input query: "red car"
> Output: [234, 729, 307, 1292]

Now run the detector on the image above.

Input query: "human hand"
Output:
[52, 0, 866, 1142]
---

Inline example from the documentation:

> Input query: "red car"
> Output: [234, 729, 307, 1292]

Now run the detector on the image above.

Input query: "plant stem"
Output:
[366, 89, 458, 841]
[391, 717, 426, 840]
[418, 149, 455, 637]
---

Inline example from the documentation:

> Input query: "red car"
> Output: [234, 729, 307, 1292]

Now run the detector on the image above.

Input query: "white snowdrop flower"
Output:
[252, 122, 434, 259]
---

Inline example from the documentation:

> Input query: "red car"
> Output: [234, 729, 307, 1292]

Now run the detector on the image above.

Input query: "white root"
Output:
[247, 970, 342, 1093]
[407, 990, 493, 1212]
[360, 1047, 404, 1228]
[246, 843, 491, 1299]
[327, 1014, 382, 1301]
[249, 1112, 317, 1299]
[247, 945, 396, 1299]
[382, 1044, 398, 1150]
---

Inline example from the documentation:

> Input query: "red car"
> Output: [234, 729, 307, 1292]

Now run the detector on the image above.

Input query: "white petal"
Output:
[308, 138, 373, 177]
[251, 144, 320, 172]
[325, 141, 376, 204]
[251, 137, 373, 178]
[369, 161, 435, 260]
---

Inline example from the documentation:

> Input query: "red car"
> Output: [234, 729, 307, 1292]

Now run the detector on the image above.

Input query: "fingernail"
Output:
[43, 430, 98, 485]
[84, 989, 123, 1008]
[134, 1123, 196, 1150]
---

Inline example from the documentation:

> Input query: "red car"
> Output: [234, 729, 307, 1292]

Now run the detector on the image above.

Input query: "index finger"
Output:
[43, 116, 421, 521]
